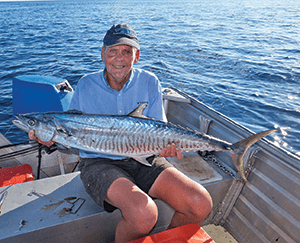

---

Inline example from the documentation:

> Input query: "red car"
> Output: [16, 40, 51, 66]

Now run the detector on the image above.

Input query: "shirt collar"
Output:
[102, 68, 134, 93]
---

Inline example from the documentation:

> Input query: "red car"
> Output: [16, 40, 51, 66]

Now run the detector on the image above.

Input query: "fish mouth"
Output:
[12, 114, 30, 133]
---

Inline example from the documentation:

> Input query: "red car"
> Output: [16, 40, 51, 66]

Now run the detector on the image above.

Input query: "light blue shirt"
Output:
[69, 68, 167, 159]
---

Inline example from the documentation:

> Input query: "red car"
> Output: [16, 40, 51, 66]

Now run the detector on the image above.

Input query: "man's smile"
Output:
[113, 65, 126, 68]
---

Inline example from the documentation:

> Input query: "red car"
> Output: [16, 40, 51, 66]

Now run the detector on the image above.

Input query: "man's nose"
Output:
[115, 51, 124, 60]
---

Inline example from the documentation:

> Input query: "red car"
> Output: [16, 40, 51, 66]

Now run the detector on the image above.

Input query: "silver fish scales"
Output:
[12, 104, 276, 182]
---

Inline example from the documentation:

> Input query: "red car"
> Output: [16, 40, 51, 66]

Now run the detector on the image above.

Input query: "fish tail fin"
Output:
[229, 129, 277, 182]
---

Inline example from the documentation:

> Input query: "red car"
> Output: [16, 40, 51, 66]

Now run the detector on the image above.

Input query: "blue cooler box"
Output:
[13, 75, 74, 115]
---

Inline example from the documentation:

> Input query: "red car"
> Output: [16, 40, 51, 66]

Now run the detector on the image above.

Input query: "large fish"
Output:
[12, 104, 276, 182]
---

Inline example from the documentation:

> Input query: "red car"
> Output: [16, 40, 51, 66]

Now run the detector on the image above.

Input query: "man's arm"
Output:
[147, 76, 182, 159]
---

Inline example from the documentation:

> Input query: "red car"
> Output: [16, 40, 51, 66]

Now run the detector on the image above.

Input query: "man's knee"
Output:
[188, 190, 213, 221]
[126, 199, 158, 234]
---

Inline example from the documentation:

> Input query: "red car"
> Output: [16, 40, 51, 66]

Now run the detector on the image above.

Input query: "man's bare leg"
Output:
[106, 178, 158, 243]
[149, 167, 213, 229]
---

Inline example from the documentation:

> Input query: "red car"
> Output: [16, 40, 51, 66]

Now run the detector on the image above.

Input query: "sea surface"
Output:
[0, 0, 299, 157]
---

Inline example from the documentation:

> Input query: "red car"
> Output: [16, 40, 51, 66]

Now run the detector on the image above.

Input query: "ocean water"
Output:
[0, 0, 299, 156]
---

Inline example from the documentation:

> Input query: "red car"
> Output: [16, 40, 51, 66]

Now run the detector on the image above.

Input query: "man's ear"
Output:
[101, 46, 105, 62]
[134, 49, 140, 64]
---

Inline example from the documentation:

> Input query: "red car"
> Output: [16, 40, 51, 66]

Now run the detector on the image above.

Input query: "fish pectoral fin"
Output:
[133, 156, 152, 166]
[56, 143, 72, 149]
[56, 127, 73, 137]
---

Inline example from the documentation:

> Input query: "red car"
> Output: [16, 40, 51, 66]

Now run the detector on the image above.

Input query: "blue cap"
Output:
[103, 24, 140, 50]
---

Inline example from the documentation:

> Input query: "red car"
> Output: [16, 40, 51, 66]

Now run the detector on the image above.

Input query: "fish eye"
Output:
[28, 120, 35, 126]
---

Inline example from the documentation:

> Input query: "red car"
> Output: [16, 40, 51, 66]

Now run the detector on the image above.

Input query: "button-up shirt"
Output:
[69, 68, 166, 159]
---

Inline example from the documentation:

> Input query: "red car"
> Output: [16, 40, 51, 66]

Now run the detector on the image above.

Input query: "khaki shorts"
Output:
[79, 155, 173, 212]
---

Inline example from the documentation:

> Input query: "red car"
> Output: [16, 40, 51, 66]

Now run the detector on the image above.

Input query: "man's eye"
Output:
[107, 49, 116, 56]
[28, 120, 35, 126]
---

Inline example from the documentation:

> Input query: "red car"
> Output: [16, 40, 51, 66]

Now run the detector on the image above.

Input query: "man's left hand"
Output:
[159, 143, 183, 159]
[28, 130, 55, 147]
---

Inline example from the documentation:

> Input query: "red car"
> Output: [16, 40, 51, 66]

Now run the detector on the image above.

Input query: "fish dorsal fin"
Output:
[128, 103, 148, 118]
[66, 109, 86, 115]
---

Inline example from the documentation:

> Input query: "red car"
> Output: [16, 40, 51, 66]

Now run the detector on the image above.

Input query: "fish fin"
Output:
[229, 129, 277, 182]
[65, 110, 86, 115]
[128, 104, 148, 118]
[57, 143, 72, 149]
[133, 156, 152, 166]
[56, 126, 73, 137]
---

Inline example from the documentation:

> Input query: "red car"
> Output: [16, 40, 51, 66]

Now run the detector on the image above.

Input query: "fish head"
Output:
[12, 113, 56, 142]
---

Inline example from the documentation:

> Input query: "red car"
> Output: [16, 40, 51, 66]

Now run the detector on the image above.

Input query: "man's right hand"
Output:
[28, 130, 55, 147]
[159, 143, 183, 159]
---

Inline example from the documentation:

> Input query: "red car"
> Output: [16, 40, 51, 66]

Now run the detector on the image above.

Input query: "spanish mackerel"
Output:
[12, 104, 276, 182]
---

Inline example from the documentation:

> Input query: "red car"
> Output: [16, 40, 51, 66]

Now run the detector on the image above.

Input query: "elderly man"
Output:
[30, 24, 212, 243]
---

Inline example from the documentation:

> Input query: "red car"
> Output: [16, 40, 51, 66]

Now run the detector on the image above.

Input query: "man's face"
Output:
[101, 44, 140, 84]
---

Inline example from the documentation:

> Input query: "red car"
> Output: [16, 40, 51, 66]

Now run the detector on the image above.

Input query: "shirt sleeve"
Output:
[69, 88, 80, 111]
[146, 76, 167, 122]
[69, 76, 86, 111]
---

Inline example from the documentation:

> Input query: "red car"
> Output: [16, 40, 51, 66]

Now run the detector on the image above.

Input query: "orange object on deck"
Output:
[0, 164, 34, 187]
[128, 223, 215, 243]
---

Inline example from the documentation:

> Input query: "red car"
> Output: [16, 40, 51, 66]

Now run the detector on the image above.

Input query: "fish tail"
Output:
[229, 129, 277, 182]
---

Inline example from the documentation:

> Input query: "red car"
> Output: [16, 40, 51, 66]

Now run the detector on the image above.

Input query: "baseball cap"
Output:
[103, 24, 140, 50]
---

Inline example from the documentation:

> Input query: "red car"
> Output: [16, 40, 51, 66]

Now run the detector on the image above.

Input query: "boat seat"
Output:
[168, 151, 223, 184]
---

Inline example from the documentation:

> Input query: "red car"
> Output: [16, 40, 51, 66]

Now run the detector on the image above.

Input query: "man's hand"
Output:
[159, 143, 183, 159]
[28, 130, 55, 147]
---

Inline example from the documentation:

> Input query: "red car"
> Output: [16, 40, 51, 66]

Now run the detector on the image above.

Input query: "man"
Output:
[30, 24, 212, 243]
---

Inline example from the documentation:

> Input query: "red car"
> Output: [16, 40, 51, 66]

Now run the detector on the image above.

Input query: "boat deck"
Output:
[0, 172, 114, 243]
[0, 87, 236, 242]
[0, 150, 230, 243]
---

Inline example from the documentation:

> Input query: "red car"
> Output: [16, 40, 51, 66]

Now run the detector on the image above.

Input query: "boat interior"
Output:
[1, 77, 299, 243]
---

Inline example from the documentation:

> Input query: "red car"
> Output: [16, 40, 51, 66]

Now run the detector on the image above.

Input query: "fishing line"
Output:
[3, 124, 14, 137]
[0, 141, 37, 150]
[0, 145, 39, 161]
